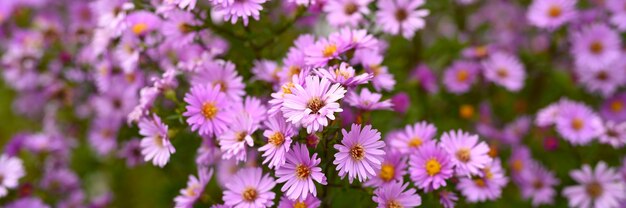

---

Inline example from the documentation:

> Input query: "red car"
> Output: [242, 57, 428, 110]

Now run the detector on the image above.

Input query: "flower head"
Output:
[571, 24, 622, 70]
[527, 0, 577, 29]
[192, 60, 245, 102]
[600, 92, 626, 122]
[278, 194, 321, 208]
[440, 129, 492, 176]
[323, 0, 372, 27]
[443, 60, 480, 94]
[276, 143, 327, 201]
[174, 167, 213, 208]
[139, 114, 176, 167]
[218, 114, 258, 162]
[345, 88, 393, 111]
[519, 162, 560, 206]
[183, 84, 232, 136]
[389, 121, 437, 154]
[563, 162, 626, 208]
[482, 52, 526, 92]
[457, 159, 509, 202]
[213, 0, 267, 26]
[372, 181, 422, 208]
[223, 167, 276, 208]
[409, 142, 454, 191]
[259, 113, 297, 169]
[364, 149, 407, 187]
[334, 124, 386, 183]
[314, 62, 372, 87]
[0, 154, 25, 197]
[555, 101, 604, 145]
[376, 0, 429, 38]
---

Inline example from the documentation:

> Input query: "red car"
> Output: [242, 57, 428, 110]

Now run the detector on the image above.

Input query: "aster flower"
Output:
[213, 0, 267, 26]
[5, 197, 49, 208]
[535, 102, 561, 127]
[314, 62, 372, 87]
[174, 167, 213, 208]
[457, 159, 509, 202]
[527, 0, 577, 29]
[334, 124, 386, 183]
[223, 167, 276, 208]
[161, 9, 198, 47]
[305, 36, 349, 67]
[165, 0, 198, 10]
[409, 142, 454, 191]
[233, 96, 268, 127]
[323, 0, 372, 27]
[563, 162, 626, 208]
[364, 149, 407, 187]
[281, 75, 346, 133]
[443, 60, 480, 94]
[278, 194, 322, 208]
[519, 162, 560, 206]
[259, 113, 296, 169]
[571, 23, 622, 70]
[192, 60, 245, 102]
[389, 121, 437, 154]
[196, 137, 220, 166]
[438, 191, 458, 208]
[576, 60, 626, 97]
[218, 114, 258, 162]
[555, 101, 604, 145]
[508, 146, 533, 183]
[376, 0, 429, 38]
[88, 116, 121, 156]
[410, 64, 439, 94]
[606, 0, 626, 31]
[117, 138, 144, 167]
[391, 92, 410, 113]
[361, 52, 396, 91]
[345, 88, 393, 111]
[139, 114, 176, 167]
[598, 121, 626, 148]
[252, 59, 281, 84]
[183, 84, 232, 136]
[0, 154, 25, 197]
[440, 129, 492, 176]
[600, 92, 626, 122]
[276, 143, 327, 201]
[482, 52, 526, 92]
[372, 181, 422, 208]
[124, 11, 162, 37]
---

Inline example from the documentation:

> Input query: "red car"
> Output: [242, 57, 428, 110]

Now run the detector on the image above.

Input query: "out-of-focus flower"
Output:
[5, 197, 49, 208]
[438, 191, 458, 208]
[0, 154, 25, 197]
[519, 162, 560, 206]
[117, 138, 144, 167]
[571, 23, 622, 70]
[390, 92, 410, 113]
[139, 114, 176, 167]
[213, 0, 267, 26]
[345, 88, 393, 111]
[563, 162, 626, 208]
[457, 159, 509, 202]
[527, 0, 577, 29]
[555, 100, 604, 145]
[443, 60, 480, 94]
[174, 167, 213, 208]
[389, 121, 437, 154]
[364, 148, 406, 187]
[482, 52, 526, 92]
[223, 167, 276, 208]
[372, 181, 422, 208]
[278, 194, 321, 208]
[218, 114, 258, 162]
[598, 121, 626, 148]
[600, 92, 626, 122]
[191, 60, 245, 102]
[440, 129, 492, 176]
[376, 0, 429, 39]
[323, 0, 372, 27]
[334, 124, 386, 183]
[411, 64, 439, 94]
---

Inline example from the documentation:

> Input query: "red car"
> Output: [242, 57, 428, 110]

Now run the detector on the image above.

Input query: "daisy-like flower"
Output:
[314, 62, 372, 87]
[259, 113, 297, 169]
[174, 167, 213, 208]
[482, 52, 526, 92]
[563, 162, 626, 208]
[606, 0, 626, 31]
[600, 92, 626, 122]
[88, 116, 121, 156]
[278, 194, 321, 208]
[192, 60, 245, 102]
[361, 52, 396, 91]
[409, 142, 454, 191]
[535, 101, 562, 127]
[440, 129, 492, 176]
[576, 60, 626, 97]
[364, 149, 407, 187]
[139, 114, 176, 167]
[527, 0, 577, 29]
[183, 84, 232, 136]
[519, 162, 560, 206]
[372, 181, 422, 208]
[165, 0, 198, 10]
[124, 11, 162, 37]
[305, 36, 349, 67]
[223, 167, 276, 208]
[457, 159, 509, 202]
[389, 121, 437, 154]
[218, 114, 258, 162]
[323, 0, 372, 27]
[438, 191, 458, 208]
[508, 146, 533, 183]
[213, 0, 267, 26]
[252, 59, 281, 84]
[281, 76, 347, 133]
[555, 101, 604, 145]
[571, 23, 622, 70]
[0, 154, 25, 197]
[599, 121, 626, 148]
[161, 10, 198, 47]
[276, 143, 327, 201]
[443, 60, 480, 94]
[234, 96, 268, 127]
[334, 124, 386, 183]
[376, 0, 429, 39]
[345, 88, 393, 111]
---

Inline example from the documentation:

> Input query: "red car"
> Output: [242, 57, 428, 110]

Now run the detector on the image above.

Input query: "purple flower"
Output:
[139, 114, 176, 167]
[600, 92, 626, 122]
[213, 0, 267, 26]
[259, 113, 296, 169]
[575, 59, 626, 97]
[88, 116, 121, 156]
[519, 162, 560, 206]
[606, 0, 626, 31]
[0, 154, 25, 197]
[305, 36, 349, 67]
[276, 143, 327, 201]
[438, 191, 458, 208]
[252, 59, 281, 84]
[372, 181, 422, 208]
[563, 162, 626, 208]
[443, 60, 480, 94]
[161, 10, 198, 47]
[457, 159, 509, 202]
[183, 84, 232, 136]
[6, 197, 49, 208]
[314, 62, 372, 87]
[508, 146, 533, 183]
[527, 0, 577, 29]
[555, 100, 604, 145]
[323, 0, 372, 27]
[191, 60, 245, 102]
[223, 167, 276, 208]
[389, 121, 437, 154]
[440, 129, 492, 176]
[278, 194, 321, 208]
[174, 167, 213, 208]
[391, 92, 410, 113]
[482, 52, 526, 92]
[196, 137, 220, 167]
[571, 23, 622, 70]
[364, 149, 407, 187]
[40, 168, 79, 193]
[598, 121, 626, 148]
[218, 114, 257, 162]
[334, 124, 386, 183]
[345, 88, 393, 111]
[165, 0, 198, 10]
[125, 11, 162, 37]
[376, 0, 429, 38]
[361, 52, 396, 91]
[411, 64, 439, 94]
[409, 142, 453, 191]
[281, 76, 346, 133]
[117, 138, 144, 167]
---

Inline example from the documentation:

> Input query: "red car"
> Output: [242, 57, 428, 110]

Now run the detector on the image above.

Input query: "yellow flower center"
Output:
[370, 64, 382, 76]
[455, 148, 471, 163]
[154, 135, 164, 148]
[235, 131, 247, 142]
[475, 46, 488, 58]
[242, 187, 257, 202]
[294, 201, 308, 208]
[496, 68, 508, 78]
[201, 102, 218, 119]
[611, 101, 623, 112]
[322, 44, 338, 58]
[547, 5, 562, 18]
[512, 159, 523, 172]
[408, 137, 422, 148]
[296, 164, 311, 179]
[379, 164, 395, 182]
[269, 132, 285, 146]
[132, 23, 149, 35]
[307, 97, 324, 114]
[571, 118, 584, 131]
[288, 65, 301, 77]
[344, 2, 358, 15]
[350, 144, 365, 161]
[386, 200, 402, 208]
[425, 158, 442, 176]
[474, 178, 486, 187]
[589, 41, 604, 54]
[282, 82, 294, 95]
[459, 104, 475, 119]
[456, 69, 469, 82]
[585, 181, 603, 198]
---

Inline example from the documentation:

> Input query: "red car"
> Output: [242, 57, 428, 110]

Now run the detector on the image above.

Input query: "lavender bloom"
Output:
[259, 113, 296, 169]
[6, 197, 49, 208]
[139, 114, 176, 167]
[409, 142, 454, 191]
[314, 62, 372, 87]
[519, 162, 560, 206]
[598, 121, 626, 148]
[482, 52, 526, 92]
[571, 23, 622, 70]
[372, 181, 422, 208]
[600, 92, 626, 122]
[276, 143, 327, 201]
[391, 92, 410, 113]
[345, 88, 393, 111]
[364, 149, 407, 187]
[174, 167, 213, 208]
[117, 138, 144, 167]
[389, 121, 437, 154]
[191, 60, 245, 102]
[555, 100, 604, 145]
[223, 167, 276, 208]
[278, 194, 321, 208]
[457, 159, 509, 202]
[527, 0, 577, 29]
[440, 129, 492, 176]
[218, 114, 258, 162]
[438, 191, 458, 208]
[334, 124, 386, 183]
[183, 84, 232, 136]
[563, 162, 626, 208]
[376, 0, 429, 39]
[443, 60, 480, 94]
[323, 0, 372, 27]
[0, 154, 25, 197]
